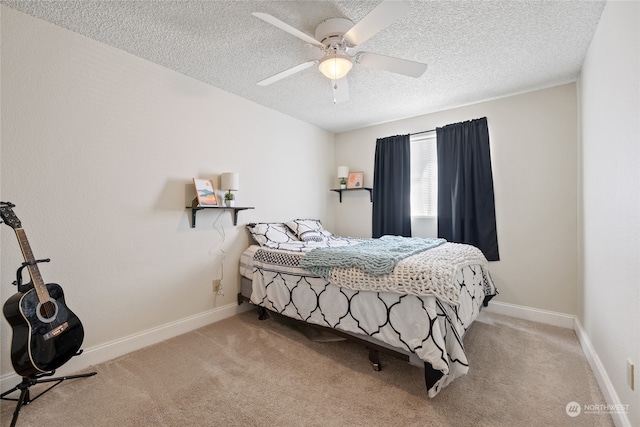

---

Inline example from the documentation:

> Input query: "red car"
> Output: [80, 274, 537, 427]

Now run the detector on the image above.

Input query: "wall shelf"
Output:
[330, 187, 373, 203]
[186, 205, 254, 227]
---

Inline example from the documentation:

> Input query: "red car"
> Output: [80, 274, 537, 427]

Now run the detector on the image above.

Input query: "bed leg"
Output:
[482, 294, 495, 307]
[368, 348, 381, 371]
[257, 307, 267, 320]
[424, 362, 444, 391]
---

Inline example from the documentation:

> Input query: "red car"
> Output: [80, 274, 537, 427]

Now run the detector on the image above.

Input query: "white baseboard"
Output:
[0, 301, 253, 393]
[483, 300, 576, 328]
[574, 319, 632, 427]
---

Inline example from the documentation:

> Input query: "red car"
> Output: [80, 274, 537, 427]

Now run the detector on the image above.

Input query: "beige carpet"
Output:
[1, 309, 614, 427]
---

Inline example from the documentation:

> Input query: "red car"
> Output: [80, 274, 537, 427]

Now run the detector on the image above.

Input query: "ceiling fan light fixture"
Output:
[318, 54, 353, 80]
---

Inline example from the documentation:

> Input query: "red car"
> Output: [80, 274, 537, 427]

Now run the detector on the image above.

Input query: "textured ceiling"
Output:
[2, 0, 606, 133]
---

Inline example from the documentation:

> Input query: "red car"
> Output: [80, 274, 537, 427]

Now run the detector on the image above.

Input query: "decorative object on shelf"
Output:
[347, 171, 364, 189]
[193, 178, 218, 206]
[337, 166, 349, 189]
[220, 172, 239, 207]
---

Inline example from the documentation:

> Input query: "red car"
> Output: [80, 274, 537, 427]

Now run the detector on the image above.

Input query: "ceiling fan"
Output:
[252, 0, 428, 104]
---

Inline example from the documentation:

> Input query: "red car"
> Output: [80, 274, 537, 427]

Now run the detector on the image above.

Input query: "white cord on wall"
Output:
[210, 213, 226, 296]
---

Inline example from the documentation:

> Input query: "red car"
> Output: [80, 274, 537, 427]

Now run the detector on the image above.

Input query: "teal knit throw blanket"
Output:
[299, 236, 446, 278]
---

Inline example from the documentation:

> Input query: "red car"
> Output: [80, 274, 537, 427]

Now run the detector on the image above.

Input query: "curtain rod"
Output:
[409, 128, 436, 136]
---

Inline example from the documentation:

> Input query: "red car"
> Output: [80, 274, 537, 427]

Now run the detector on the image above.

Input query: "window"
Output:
[410, 133, 437, 217]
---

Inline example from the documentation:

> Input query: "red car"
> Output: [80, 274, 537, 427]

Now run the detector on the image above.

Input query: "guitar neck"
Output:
[15, 228, 50, 303]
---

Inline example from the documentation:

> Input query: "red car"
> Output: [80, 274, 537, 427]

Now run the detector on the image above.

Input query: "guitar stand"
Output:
[0, 365, 97, 427]
[13, 259, 50, 293]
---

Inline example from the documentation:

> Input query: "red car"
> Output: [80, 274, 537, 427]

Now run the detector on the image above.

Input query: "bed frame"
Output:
[237, 277, 494, 392]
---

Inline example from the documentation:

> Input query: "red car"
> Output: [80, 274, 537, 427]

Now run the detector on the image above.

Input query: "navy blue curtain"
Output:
[436, 118, 499, 261]
[372, 134, 411, 238]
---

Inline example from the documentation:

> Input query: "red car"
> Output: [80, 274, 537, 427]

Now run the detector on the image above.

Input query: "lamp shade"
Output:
[337, 166, 349, 178]
[318, 55, 353, 80]
[220, 172, 239, 191]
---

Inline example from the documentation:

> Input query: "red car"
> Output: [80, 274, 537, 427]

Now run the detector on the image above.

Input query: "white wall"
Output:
[578, 1, 639, 425]
[0, 7, 335, 379]
[335, 84, 579, 316]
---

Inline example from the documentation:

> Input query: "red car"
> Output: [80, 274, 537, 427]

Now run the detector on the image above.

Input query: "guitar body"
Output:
[3, 283, 84, 377]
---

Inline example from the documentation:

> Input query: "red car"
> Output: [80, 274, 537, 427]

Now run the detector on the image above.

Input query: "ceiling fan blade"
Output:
[252, 12, 323, 47]
[257, 61, 319, 86]
[331, 77, 349, 104]
[356, 52, 427, 78]
[343, 1, 410, 46]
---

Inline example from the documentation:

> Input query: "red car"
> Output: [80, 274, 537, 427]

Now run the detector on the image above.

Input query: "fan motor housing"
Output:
[314, 18, 354, 48]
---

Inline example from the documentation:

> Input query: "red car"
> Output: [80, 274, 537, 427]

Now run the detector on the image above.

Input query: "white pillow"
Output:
[247, 223, 300, 247]
[285, 219, 332, 242]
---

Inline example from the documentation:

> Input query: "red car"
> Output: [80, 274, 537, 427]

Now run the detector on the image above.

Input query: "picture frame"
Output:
[193, 178, 218, 206]
[347, 171, 364, 189]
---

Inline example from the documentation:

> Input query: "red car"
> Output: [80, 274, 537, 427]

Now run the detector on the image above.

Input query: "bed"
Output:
[238, 219, 497, 397]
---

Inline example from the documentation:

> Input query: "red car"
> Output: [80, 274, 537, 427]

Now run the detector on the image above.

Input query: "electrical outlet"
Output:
[212, 279, 221, 293]
[628, 359, 635, 391]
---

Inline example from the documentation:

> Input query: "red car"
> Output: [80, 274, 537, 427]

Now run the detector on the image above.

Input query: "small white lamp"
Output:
[220, 172, 239, 207]
[337, 166, 349, 189]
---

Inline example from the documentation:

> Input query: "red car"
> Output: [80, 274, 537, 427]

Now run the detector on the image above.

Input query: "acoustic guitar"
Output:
[0, 202, 84, 377]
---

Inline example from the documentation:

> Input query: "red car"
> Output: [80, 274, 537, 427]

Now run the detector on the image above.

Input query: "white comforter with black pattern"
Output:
[241, 238, 497, 397]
